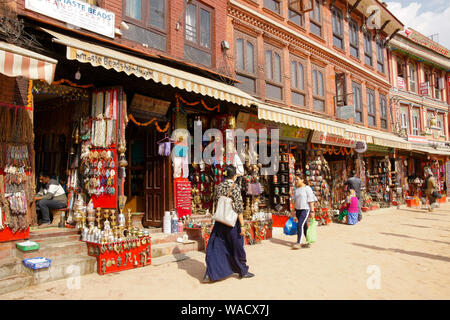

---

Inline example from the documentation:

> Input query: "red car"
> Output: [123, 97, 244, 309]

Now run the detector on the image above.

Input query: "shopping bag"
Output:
[283, 217, 298, 235]
[306, 218, 317, 243]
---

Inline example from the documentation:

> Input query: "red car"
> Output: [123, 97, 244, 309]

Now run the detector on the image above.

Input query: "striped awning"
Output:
[0, 41, 57, 84]
[42, 28, 260, 108]
[258, 103, 347, 137]
[411, 145, 450, 156]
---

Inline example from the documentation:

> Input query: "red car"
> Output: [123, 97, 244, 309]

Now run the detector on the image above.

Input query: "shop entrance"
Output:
[125, 118, 171, 227]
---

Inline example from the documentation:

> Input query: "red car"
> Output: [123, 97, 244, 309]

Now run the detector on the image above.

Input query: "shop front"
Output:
[0, 40, 57, 243]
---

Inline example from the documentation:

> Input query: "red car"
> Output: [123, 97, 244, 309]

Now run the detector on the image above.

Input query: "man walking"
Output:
[34, 172, 67, 228]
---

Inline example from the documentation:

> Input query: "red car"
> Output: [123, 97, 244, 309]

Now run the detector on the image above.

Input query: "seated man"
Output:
[34, 172, 68, 227]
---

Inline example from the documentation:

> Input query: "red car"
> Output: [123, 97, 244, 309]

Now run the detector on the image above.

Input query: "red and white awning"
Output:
[0, 41, 57, 84]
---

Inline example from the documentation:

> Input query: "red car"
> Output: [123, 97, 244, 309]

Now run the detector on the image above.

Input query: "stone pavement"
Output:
[1, 203, 449, 300]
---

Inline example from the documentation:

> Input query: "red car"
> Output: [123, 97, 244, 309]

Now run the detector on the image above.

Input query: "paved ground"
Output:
[1, 203, 449, 300]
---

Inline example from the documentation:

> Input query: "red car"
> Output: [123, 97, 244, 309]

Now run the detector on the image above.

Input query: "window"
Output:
[290, 57, 306, 107]
[264, 0, 281, 14]
[397, 58, 405, 78]
[434, 71, 442, 100]
[367, 89, 376, 126]
[335, 72, 346, 107]
[265, 47, 283, 101]
[400, 106, 410, 134]
[364, 31, 373, 66]
[437, 113, 444, 134]
[332, 6, 344, 50]
[380, 94, 388, 129]
[184, 1, 212, 67]
[289, 8, 303, 26]
[411, 108, 420, 136]
[123, 0, 167, 51]
[349, 20, 359, 58]
[408, 62, 417, 93]
[309, 0, 322, 37]
[376, 40, 384, 73]
[352, 81, 363, 123]
[312, 65, 325, 112]
[235, 34, 257, 94]
[424, 68, 432, 96]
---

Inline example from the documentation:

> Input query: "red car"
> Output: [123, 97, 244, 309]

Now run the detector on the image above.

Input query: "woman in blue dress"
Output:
[203, 166, 254, 282]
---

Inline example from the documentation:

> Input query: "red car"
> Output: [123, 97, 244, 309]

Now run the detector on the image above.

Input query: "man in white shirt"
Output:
[35, 172, 67, 227]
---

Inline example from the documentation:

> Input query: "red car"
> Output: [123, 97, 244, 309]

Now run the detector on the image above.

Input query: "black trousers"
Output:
[296, 209, 310, 244]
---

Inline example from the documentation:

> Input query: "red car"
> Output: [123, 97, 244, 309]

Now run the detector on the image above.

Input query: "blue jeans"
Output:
[36, 199, 66, 223]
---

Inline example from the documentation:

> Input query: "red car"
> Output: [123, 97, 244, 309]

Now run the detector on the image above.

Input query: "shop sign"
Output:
[67, 47, 153, 79]
[397, 77, 405, 90]
[448, 76, 450, 102]
[239, 113, 278, 133]
[25, 0, 115, 38]
[336, 105, 355, 120]
[354, 141, 367, 153]
[367, 144, 392, 153]
[279, 124, 309, 142]
[403, 28, 450, 58]
[130, 94, 170, 116]
[446, 161, 450, 197]
[311, 131, 356, 148]
[407, 136, 428, 144]
[419, 82, 430, 96]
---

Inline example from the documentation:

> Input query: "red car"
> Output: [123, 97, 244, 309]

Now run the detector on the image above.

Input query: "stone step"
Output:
[151, 251, 205, 266]
[0, 274, 33, 296]
[147, 228, 163, 234]
[32, 234, 81, 244]
[150, 232, 189, 245]
[15, 240, 87, 260]
[0, 258, 22, 279]
[22, 255, 97, 286]
[29, 228, 79, 240]
[151, 240, 204, 259]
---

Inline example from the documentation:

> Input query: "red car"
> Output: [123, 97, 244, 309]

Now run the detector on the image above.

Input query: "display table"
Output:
[406, 197, 420, 208]
[0, 227, 30, 243]
[272, 214, 289, 228]
[86, 236, 151, 275]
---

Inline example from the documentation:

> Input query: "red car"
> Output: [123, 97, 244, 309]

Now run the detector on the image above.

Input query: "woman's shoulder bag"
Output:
[212, 182, 238, 227]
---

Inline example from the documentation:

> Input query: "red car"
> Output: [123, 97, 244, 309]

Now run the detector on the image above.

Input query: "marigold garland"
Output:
[175, 93, 220, 112]
[50, 78, 95, 88]
[26, 80, 33, 110]
[128, 114, 169, 132]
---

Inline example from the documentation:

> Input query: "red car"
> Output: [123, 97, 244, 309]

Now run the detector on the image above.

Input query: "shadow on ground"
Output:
[379, 232, 450, 245]
[351, 243, 450, 263]
[175, 253, 206, 283]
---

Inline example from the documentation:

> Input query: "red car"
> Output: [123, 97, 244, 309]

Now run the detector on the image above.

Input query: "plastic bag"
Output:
[283, 217, 298, 235]
[306, 218, 317, 243]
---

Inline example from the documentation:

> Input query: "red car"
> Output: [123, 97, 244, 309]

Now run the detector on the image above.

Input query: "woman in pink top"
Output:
[345, 189, 359, 225]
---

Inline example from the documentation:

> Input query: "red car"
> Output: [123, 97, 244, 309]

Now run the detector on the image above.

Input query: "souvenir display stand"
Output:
[270, 152, 295, 226]
[0, 103, 34, 242]
[305, 149, 332, 225]
[366, 156, 391, 208]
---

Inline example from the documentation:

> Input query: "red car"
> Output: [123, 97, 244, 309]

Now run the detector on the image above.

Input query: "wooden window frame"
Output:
[379, 93, 388, 130]
[309, 0, 323, 38]
[376, 39, 385, 73]
[408, 62, 417, 93]
[411, 107, 420, 136]
[264, 44, 284, 101]
[312, 64, 326, 112]
[364, 31, 373, 67]
[289, 8, 304, 27]
[367, 88, 376, 127]
[290, 55, 307, 108]
[352, 81, 363, 124]
[400, 105, 410, 134]
[184, 1, 213, 54]
[331, 6, 344, 50]
[264, 0, 281, 15]
[433, 71, 442, 100]
[424, 67, 432, 97]
[122, 0, 168, 35]
[235, 31, 258, 95]
[349, 19, 359, 59]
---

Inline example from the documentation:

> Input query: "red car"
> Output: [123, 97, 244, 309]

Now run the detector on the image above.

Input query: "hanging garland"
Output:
[175, 93, 220, 112]
[50, 79, 95, 88]
[312, 144, 353, 156]
[128, 114, 169, 133]
[27, 80, 33, 110]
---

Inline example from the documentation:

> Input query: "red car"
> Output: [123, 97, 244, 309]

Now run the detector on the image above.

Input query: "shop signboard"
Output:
[336, 105, 355, 120]
[419, 82, 430, 96]
[446, 161, 450, 197]
[130, 94, 170, 116]
[311, 131, 356, 148]
[448, 76, 450, 102]
[354, 141, 367, 153]
[25, 0, 115, 38]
